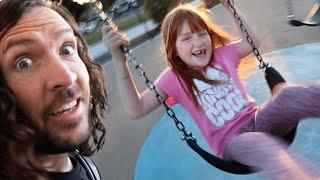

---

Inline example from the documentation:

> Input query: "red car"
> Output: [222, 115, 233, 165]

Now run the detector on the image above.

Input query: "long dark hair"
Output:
[161, 4, 231, 107]
[0, 0, 108, 179]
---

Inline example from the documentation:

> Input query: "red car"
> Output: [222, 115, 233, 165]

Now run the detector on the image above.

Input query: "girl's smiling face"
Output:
[175, 20, 213, 69]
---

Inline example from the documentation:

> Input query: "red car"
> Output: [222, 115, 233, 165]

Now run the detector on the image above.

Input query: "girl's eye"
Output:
[182, 36, 191, 41]
[60, 45, 75, 55]
[199, 31, 208, 36]
[15, 57, 32, 70]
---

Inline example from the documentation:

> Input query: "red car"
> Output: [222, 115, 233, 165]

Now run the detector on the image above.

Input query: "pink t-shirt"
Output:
[155, 43, 257, 157]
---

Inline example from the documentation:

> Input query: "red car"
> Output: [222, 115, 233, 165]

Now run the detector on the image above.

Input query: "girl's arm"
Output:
[220, 0, 260, 59]
[102, 24, 167, 119]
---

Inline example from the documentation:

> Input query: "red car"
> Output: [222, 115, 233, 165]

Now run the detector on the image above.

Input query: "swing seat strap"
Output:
[265, 66, 286, 91]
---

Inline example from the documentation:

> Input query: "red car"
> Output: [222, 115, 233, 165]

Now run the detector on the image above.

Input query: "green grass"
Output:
[118, 15, 147, 30]
[84, 13, 148, 45]
[85, 31, 103, 45]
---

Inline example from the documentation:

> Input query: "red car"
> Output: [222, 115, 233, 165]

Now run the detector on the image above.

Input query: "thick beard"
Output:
[37, 85, 91, 154]
[16, 85, 92, 154]
[34, 124, 92, 154]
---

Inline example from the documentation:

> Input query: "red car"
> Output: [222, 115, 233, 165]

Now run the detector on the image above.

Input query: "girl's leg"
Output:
[255, 83, 320, 136]
[224, 132, 313, 180]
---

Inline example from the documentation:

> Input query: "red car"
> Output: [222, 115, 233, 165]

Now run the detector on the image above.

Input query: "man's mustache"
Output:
[44, 85, 84, 117]
[55, 85, 83, 100]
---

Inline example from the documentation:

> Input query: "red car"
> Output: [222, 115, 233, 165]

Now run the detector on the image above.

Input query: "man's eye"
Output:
[15, 57, 32, 70]
[60, 45, 75, 55]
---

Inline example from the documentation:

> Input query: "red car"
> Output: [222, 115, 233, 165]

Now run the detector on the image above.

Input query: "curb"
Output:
[93, 25, 161, 64]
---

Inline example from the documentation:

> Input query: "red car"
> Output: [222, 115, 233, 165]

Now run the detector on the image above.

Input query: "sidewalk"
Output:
[88, 20, 160, 63]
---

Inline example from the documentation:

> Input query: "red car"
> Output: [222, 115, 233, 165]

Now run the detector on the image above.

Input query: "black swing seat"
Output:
[185, 66, 298, 174]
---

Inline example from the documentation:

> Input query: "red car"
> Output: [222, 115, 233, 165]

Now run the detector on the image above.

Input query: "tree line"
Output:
[57, 0, 219, 24]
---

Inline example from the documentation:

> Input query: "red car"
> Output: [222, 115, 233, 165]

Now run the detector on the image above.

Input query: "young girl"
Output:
[103, 1, 320, 179]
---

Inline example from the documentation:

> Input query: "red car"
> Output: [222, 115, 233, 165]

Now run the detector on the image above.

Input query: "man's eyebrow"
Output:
[3, 39, 34, 53]
[55, 28, 74, 39]
[3, 28, 74, 53]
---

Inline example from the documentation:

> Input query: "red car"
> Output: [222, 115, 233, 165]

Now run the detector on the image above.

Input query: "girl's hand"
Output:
[102, 23, 130, 61]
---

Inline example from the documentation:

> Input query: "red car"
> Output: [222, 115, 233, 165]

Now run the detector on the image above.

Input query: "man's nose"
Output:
[46, 56, 77, 91]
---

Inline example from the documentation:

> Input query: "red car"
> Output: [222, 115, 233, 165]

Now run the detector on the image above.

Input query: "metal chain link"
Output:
[286, 0, 295, 19]
[127, 54, 195, 141]
[227, 0, 269, 69]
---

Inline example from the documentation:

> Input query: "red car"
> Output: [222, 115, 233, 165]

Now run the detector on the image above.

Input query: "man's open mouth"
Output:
[50, 98, 80, 116]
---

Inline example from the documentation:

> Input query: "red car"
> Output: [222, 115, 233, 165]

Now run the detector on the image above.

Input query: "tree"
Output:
[51, 0, 116, 22]
[143, 0, 185, 24]
[100, 0, 116, 11]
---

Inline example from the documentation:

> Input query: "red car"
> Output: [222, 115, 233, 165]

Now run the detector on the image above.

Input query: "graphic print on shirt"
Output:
[194, 65, 247, 127]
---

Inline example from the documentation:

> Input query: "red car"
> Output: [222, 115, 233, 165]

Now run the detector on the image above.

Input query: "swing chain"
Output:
[286, 0, 295, 19]
[127, 55, 196, 141]
[227, 0, 269, 69]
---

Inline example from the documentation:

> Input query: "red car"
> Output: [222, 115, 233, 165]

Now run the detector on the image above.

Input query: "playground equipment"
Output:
[287, 0, 320, 26]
